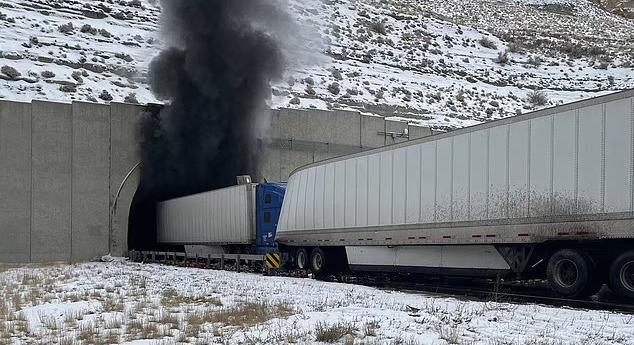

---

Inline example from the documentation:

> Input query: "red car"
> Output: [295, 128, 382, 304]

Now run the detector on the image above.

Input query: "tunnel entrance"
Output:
[128, 185, 183, 252]
[126, 105, 184, 253]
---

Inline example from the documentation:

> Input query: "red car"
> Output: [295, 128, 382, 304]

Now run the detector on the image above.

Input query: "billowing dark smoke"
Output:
[129, 0, 292, 250]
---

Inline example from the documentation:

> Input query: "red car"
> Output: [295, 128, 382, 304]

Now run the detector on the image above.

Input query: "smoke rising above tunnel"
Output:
[130, 0, 294, 250]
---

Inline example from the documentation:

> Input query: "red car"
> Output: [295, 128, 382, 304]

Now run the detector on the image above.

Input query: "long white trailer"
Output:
[277, 90, 634, 300]
[157, 184, 257, 245]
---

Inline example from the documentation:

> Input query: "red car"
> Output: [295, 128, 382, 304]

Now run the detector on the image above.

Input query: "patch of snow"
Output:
[0, 0, 632, 129]
[0, 262, 633, 344]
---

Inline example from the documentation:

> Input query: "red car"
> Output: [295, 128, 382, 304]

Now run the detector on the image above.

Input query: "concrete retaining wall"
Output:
[0, 100, 431, 263]
[0, 100, 143, 263]
[262, 108, 431, 181]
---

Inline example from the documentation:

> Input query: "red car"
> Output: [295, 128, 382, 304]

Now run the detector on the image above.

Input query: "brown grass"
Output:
[0, 297, 8, 319]
[315, 321, 357, 343]
[160, 288, 222, 308]
[58, 336, 79, 345]
[78, 322, 97, 342]
[102, 297, 125, 313]
[20, 273, 42, 287]
[206, 301, 295, 328]
[156, 310, 180, 329]
[125, 319, 163, 341]
[105, 316, 123, 329]
[12, 292, 22, 311]
[363, 320, 380, 337]
[40, 314, 60, 330]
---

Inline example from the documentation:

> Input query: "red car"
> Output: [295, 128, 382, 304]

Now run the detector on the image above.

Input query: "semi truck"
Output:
[157, 181, 286, 255]
[276, 90, 634, 300]
[157, 90, 634, 300]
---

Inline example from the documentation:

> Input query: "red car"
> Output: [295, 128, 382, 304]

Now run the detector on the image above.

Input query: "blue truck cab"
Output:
[255, 183, 286, 254]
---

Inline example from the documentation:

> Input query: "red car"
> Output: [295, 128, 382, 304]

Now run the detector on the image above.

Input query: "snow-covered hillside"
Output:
[1, 261, 632, 344]
[0, 0, 160, 105]
[0, 0, 633, 129]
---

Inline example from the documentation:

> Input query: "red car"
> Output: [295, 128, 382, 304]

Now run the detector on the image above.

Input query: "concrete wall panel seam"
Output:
[601, 104, 606, 212]
[108, 105, 112, 254]
[70, 106, 74, 261]
[30, 103, 33, 262]
[433, 141, 438, 222]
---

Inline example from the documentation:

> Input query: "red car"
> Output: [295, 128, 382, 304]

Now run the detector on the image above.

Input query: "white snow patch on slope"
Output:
[0, 0, 632, 129]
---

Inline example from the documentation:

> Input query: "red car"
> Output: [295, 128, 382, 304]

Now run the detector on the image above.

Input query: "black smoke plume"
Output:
[129, 0, 290, 250]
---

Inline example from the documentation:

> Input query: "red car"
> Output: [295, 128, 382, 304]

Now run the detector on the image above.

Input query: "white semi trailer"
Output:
[276, 90, 634, 300]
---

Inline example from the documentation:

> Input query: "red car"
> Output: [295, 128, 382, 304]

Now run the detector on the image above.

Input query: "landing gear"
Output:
[609, 250, 634, 299]
[547, 249, 598, 298]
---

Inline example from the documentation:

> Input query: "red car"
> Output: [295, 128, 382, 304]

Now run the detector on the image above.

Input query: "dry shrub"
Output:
[40, 314, 60, 330]
[0, 298, 8, 319]
[126, 319, 162, 341]
[363, 320, 380, 336]
[315, 321, 357, 343]
[199, 301, 295, 329]
[526, 90, 548, 106]
[78, 322, 97, 342]
[1, 65, 20, 80]
[157, 310, 179, 329]
[161, 288, 222, 308]
[21, 273, 42, 287]
[105, 316, 123, 329]
[102, 297, 125, 313]
[58, 336, 79, 345]
[369, 20, 387, 35]
[478, 36, 497, 49]
[439, 326, 459, 344]
[104, 330, 120, 344]
[12, 292, 22, 311]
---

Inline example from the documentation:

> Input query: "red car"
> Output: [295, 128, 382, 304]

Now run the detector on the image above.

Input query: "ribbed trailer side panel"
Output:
[158, 184, 256, 244]
[277, 92, 634, 246]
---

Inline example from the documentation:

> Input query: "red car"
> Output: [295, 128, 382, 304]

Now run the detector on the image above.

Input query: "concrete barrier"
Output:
[0, 101, 31, 263]
[0, 99, 431, 263]
[71, 102, 110, 262]
[31, 101, 73, 262]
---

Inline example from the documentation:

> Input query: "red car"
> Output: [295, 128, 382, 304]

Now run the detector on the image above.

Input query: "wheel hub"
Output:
[555, 259, 579, 288]
[313, 253, 323, 271]
[620, 261, 634, 292]
[297, 251, 306, 269]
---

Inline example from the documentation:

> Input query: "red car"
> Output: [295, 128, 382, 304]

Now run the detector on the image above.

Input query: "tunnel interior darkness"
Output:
[127, 105, 182, 252]
[126, 104, 261, 252]
[128, 185, 182, 252]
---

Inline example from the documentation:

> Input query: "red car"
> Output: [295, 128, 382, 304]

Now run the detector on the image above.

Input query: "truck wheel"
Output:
[609, 250, 634, 299]
[310, 247, 327, 275]
[547, 249, 595, 298]
[295, 248, 309, 270]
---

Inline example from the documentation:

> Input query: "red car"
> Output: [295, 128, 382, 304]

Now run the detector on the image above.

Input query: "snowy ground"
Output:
[0, 261, 633, 345]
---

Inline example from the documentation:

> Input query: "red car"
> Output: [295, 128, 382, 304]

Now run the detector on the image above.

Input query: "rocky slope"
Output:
[0, 0, 632, 129]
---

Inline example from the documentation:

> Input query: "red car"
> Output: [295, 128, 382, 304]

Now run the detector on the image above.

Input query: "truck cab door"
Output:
[256, 184, 286, 250]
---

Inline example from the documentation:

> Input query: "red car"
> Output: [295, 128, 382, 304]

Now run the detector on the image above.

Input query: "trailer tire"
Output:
[547, 249, 595, 298]
[609, 250, 634, 300]
[295, 248, 309, 270]
[310, 247, 327, 275]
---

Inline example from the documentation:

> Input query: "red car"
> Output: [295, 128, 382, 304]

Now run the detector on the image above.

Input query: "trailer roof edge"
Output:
[289, 89, 634, 177]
